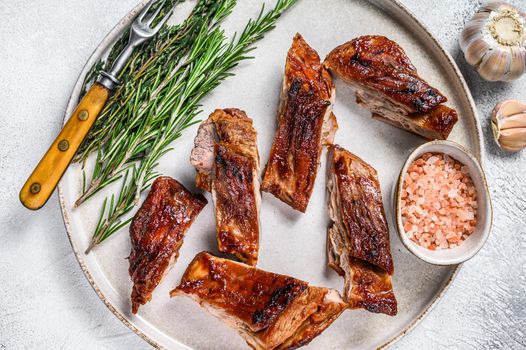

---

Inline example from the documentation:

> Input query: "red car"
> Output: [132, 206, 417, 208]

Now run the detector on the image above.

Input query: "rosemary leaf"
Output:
[83, 0, 298, 252]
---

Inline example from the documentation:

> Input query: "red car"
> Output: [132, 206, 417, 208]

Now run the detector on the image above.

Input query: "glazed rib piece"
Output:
[129, 177, 207, 314]
[262, 33, 337, 213]
[325, 35, 458, 140]
[190, 108, 260, 265]
[327, 146, 397, 316]
[171, 252, 347, 350]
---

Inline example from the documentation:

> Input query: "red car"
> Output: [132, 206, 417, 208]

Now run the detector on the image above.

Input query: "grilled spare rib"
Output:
[190, 108, 260, 265]
[324, 35, 458, 140]
[171, 252, 347, 350]
[129, 177, 207, 314]
[262, 33, 337, 213]
[327, 146, 397, 316]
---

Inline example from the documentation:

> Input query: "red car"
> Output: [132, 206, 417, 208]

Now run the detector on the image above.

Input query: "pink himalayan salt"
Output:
[401, 152, 478, 250]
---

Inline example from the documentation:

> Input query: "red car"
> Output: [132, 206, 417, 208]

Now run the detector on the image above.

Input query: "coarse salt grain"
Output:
[401, 152, 478, 250]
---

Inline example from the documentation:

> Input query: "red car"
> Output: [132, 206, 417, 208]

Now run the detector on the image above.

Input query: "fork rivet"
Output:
[30, 183, 41, 194]
[78, 109, 89, 121]
[58, 139, 69, 152]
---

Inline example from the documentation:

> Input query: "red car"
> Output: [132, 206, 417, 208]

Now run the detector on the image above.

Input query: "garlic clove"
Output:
[505, 47, 526, 80]
[472, 11, 491, 22]
[492, 118, 502, 141]
[460, 24, 482, 50]
[464, 38, 491, 66]
[492, 99, 526, 152]
[500, 113, 526, 129]
[481, 1, 506, 12]
[493, 99, 526, 119]
[477, 49, 512, 81]
[498, 128, 526, 152]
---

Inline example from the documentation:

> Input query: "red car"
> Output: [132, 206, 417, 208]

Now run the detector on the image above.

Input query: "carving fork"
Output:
[20, 0, 173, 210]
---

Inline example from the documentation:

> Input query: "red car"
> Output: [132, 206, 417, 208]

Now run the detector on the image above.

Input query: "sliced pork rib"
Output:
[324, 35, 458, 140]
[262, 33, 338, 213]
[171, 252, 347, 350]
[190, 108, 260, 265]
[129, 176, 207, 314]
[327, 145, 397, 316]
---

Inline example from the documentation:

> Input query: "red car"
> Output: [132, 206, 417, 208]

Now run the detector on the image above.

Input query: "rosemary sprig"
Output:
[75, 0, 226, 206]
[83, 0, 298, 253]
[76, 0, 220, 165]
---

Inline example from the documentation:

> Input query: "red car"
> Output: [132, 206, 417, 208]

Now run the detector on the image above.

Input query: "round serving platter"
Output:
[58, 0, 484, 349]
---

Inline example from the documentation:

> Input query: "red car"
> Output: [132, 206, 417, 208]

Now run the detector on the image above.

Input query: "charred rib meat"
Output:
[262, 33, 337, 213]
[325, 35, 458, 140]
[129, 176, 207, 314]
[171, 252, 347, 350]
[327, 145, 397, 316]
[190, 108, 260, 265]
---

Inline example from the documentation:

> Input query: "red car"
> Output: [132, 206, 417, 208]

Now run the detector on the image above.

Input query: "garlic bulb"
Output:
[492, 99, 526, 152]
[460, 1, 526, 81]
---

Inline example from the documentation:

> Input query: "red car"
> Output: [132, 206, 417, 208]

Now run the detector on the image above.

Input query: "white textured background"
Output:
[0, 0, 525, 349]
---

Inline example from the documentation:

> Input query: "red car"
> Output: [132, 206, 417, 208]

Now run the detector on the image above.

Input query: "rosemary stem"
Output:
[82, 0, 298, 251]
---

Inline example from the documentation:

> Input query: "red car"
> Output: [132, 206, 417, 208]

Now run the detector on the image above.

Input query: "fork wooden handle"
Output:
[20, 83, 110, 210]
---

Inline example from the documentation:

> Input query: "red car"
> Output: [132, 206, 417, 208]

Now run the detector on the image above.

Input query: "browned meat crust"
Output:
[171, 252, 347, 350]
[331, 146, 393, 273]
[325, 35, 458, 140]
[214, 143, 259, 265]
[129, 177, 207, 314]
[327, 146, 397, 316]
[346, 258, 397, 316]
[190, 108, 260, 265]
[325, 35, 445, 113]
[420, 105, 459, 137]
[262, 33, 337, 213]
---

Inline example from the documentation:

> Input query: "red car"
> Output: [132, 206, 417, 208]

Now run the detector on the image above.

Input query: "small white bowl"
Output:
[394, 140, 492, 265]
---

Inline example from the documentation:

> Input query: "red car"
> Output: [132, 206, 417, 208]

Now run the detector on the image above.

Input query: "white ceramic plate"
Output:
[58, 1, 484, 349]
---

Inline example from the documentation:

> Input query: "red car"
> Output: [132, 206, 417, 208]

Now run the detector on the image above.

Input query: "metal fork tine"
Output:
[96, 0, 169, 92]
[137, 0, 157, 23]
[152, 9, 173, 32]
[145, 6, 163, 26]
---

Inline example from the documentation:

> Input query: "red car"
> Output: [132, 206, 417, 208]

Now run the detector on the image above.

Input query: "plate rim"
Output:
[57, 0, 485, 349]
